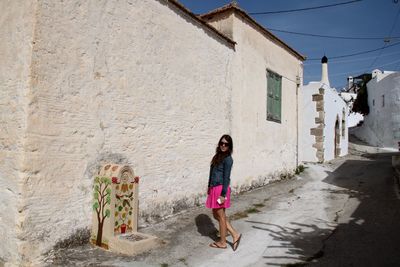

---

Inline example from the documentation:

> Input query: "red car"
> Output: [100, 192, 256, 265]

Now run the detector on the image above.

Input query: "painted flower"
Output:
[104, 165, 111, 170]
[134, 176, 140, 183]
[112, 177, 118, 184]
[121, 183, 128, 192]
[112, 165, 118, 171]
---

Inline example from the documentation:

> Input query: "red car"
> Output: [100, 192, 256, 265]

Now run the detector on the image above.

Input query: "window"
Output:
[372, 99, 375, 106]
[382, 95, 385, 107]
[266, 70, 282, 122]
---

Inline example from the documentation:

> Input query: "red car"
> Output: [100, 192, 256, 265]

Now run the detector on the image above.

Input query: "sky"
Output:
[179, 0, 400, 90]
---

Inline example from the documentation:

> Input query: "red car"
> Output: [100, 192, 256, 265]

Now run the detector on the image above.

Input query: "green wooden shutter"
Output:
[275, 75, 282, 122]
[267, 72, 274, 120]
[266, 70, 282, 122]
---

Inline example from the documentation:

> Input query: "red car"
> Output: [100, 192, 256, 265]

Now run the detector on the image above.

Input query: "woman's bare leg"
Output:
[212, 209, 219, 221]
[223, 209, 241, 249]
[209, 208, 227, 248]
[226, 218, 240, 244]
[215, 208, 227, 246]
[213, 208, 239, 239]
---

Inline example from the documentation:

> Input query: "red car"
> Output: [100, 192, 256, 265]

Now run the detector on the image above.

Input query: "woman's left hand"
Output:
[218, 196, 225, 204]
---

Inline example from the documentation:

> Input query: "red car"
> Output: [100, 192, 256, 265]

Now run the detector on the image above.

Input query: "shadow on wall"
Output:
[247, 152, 400, 266]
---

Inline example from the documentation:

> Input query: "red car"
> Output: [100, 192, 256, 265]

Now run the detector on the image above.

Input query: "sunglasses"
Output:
[219, 141, 229, 147]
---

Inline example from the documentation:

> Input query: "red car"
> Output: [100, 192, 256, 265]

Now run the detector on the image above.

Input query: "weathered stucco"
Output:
[0, 0, 36, 264]
[205, 10, 304, 189]
[1, 1, 307, 265]
[4, 0, 234, 265]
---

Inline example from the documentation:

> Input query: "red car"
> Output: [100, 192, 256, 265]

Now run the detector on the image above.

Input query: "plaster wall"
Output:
[212, 13, 303, 189]
[347, 112, 364, 128]
[340, 92, 363, 127]
[354, 72, 400, 148]
[16, 0, 234, 264]
[301, 82, 319, 162]
[323, 87, 348, 161]
[0, 1, 36, 264]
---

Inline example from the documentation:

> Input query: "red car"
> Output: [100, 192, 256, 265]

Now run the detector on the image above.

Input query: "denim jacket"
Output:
[208, 155, 233, 197]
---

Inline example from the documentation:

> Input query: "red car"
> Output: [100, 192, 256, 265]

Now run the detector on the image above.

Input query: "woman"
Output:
[206, 134, 242, 251]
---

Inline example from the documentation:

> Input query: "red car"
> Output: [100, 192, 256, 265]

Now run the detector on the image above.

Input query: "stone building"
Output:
[0, 0, 304, 265]
[201, 3, 305, 190]
[353, 69, 400, 149]
[301, 56, 349, 162]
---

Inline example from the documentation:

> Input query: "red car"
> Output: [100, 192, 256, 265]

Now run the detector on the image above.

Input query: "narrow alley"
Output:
[45, 144, 400, 267]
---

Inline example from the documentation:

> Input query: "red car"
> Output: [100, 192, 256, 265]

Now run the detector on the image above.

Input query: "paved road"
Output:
[307, 151, 400, 267]
[45, 149, 399, 267]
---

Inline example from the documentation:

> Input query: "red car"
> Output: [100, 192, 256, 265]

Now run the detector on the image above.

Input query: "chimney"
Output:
[347, 76, 353, 89]
[321, 55, 330, 87]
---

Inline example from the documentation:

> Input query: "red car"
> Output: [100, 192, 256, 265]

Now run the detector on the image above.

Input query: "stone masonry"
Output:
[311, 88, 325, 162]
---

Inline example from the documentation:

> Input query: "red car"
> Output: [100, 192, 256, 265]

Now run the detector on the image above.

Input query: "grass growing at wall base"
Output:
[295, 165, 305, 175]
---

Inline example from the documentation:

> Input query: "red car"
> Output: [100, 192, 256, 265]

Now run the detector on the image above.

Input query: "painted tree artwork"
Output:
[93, 176, 112, 247]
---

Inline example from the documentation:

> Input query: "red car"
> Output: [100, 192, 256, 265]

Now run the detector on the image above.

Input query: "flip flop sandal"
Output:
[232, 234, 242, 251]
[209, 242, 227, 249]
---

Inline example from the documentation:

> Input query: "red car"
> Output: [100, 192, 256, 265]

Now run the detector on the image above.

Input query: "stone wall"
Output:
[0, 0, 36, 264]
[1, 1, 308, 265]
[311, 88, 325, 162]
[206, 10, 304, 189]
[3, 0, 234, 265]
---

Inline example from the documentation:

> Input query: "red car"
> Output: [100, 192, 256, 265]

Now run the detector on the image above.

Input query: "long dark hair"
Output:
[211, 134, 233, 167]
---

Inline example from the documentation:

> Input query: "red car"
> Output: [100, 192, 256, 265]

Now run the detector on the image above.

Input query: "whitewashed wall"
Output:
[207, 12, 304, 189]
[301, 83, 348, 162]
[323, 86, 349, 161]
[347, 112, 364, 128]
[0, 1, 36, 265]
[7, 0, 234, 264]
[340, 92, 364, 127]
[301, 82, 319, 162]
[354, 72, 400, 148]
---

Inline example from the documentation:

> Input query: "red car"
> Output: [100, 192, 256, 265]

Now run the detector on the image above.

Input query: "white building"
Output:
[301, 56, 349, 162]
[353, 69, 400, 149]
[0, 1, 304, 265]
[201, 3, 305, 190]
[339, 92, 364, 127]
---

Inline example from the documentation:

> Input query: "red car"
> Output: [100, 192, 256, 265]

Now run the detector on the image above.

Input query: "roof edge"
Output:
[201, 4, 306, 61]
[165, 0, 236, 47]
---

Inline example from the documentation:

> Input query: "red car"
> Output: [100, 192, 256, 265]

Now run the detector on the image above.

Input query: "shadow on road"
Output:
[249, 152, 400, 266]
[195, 214, 218, 241]
[249, 220, 333, 266]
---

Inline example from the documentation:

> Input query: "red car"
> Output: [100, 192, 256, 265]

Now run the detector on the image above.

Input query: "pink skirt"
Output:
[206, 185, 231, 209]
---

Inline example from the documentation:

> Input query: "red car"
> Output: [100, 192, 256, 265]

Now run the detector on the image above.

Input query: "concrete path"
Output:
[45, 148, 400, 267]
